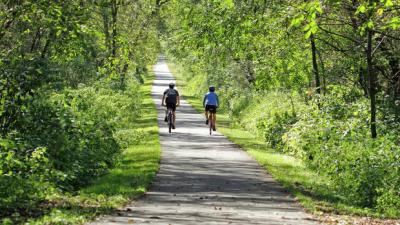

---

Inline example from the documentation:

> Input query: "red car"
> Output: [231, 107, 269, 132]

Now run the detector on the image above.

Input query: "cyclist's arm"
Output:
[176, 95, 180, 106]
[203, 95, 206, 107]
[161, 94, 166, 106]
[216, 94, 219, 108]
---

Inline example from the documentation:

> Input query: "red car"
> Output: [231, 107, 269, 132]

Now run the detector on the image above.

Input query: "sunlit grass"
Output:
[24, 72, 160, 225]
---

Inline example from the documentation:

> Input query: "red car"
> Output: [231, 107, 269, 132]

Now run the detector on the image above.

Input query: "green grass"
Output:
[168, 62, 382, 218]
[20, 72, 160, 225]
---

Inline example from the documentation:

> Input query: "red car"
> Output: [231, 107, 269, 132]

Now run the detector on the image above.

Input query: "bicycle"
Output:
[203, 86, 219, 135]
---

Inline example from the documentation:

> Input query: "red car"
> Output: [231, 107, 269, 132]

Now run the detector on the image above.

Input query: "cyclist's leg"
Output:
[213, 112, 216, 125]
[209, 113, 215, 131]
[205, 105, 210, 124]
[212, 112, 216, 127]
[166, 103, 174, 123]
[211, 106, 217, 130]
[167, 107, 171, 121]
[171, 104, 176, 128]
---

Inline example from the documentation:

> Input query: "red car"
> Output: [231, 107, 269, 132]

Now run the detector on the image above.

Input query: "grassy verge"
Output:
[20, 72, 160, 225]
[168, 62, 397, 223]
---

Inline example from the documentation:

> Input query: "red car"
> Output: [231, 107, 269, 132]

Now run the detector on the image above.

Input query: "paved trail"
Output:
[90, 59, 321, 225]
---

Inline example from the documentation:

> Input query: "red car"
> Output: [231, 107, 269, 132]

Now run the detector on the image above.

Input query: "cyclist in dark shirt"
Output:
[162, 83, 180, 129]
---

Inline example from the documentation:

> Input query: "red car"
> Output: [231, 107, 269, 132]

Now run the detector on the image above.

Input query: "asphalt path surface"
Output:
[89, 58, 321, 225]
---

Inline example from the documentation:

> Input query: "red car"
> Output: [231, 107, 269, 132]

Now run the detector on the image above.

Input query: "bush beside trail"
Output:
[238, 91, 399, 217]
[0, 77, 150, 221]
[238, 90, 399, 217]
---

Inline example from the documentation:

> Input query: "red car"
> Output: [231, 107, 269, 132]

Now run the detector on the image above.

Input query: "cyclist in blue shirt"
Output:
[203, 86, 219, 131]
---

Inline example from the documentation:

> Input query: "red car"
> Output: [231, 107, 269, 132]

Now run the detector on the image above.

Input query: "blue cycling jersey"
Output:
[203, 92, 219, 107]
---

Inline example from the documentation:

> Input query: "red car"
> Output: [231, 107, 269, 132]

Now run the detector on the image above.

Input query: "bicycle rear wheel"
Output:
[209, 115, 212, 135]
[168, 111, 172, 133]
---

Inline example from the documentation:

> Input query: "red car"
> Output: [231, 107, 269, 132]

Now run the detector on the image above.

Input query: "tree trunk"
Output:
[316, 49, 326, 94]
[120, 63, 129, 89]
[41, 30, 55, 58]
[367, 28, 377, 138]
[102, 9, 111, 53]
[310, 34, 321, 94]
[245, 60, 256, 84]
[111, 0, 118, 58]
[366, 0, 378, 138]
[30, 27, 42, 52]
[359, 67, 369, 97]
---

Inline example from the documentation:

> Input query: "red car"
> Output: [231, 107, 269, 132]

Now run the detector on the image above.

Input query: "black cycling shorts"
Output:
[166, 103, 176, 111]
[205, 105, 217, 113]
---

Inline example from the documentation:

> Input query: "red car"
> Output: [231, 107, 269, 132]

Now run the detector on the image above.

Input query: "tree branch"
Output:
[318, 25, 363, 47]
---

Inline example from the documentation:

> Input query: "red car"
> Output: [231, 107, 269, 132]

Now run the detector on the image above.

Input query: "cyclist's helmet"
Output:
[169, 83, 175, 88]
[209, 86, 215, 92]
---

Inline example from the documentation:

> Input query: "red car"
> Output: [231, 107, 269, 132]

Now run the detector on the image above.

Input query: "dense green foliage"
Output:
[0, 0, 162, 222]
[163, 0, 400, 217]
[24, 73, 160, 225]
[1, 0, 399, 222]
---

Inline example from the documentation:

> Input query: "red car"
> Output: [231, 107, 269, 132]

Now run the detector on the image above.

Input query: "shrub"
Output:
[16, 87, 120, 190]
[222, 85, 399, 216]
[376, 189, 400, 218]
[284, 87, 400, 215]
[239, 91, 301, 150]
[1, 77, 144, 217]
[0, 140, 53, 216]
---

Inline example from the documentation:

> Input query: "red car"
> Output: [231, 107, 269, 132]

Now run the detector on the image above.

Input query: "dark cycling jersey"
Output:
[164, 88, 180, 105]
